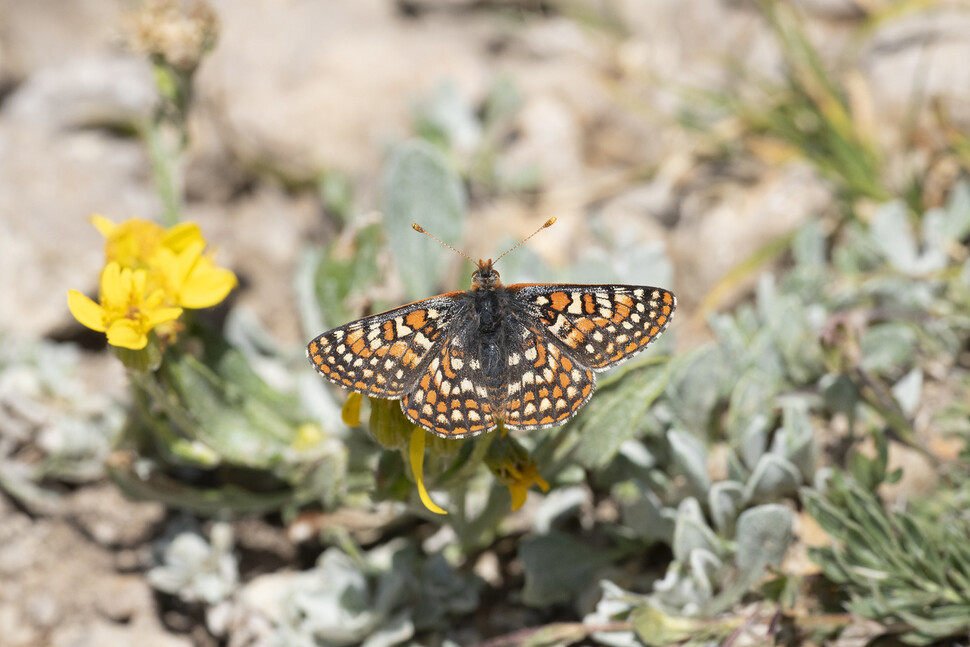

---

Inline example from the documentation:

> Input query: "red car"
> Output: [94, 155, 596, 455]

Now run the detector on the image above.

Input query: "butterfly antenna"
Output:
[493, 217, 557, 264]
[411, 223, 475, 262]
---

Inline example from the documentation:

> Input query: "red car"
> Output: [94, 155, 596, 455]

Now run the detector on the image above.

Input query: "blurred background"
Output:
[3, 1, 970, 646]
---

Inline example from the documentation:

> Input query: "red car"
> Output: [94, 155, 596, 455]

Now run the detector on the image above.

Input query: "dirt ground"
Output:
[2, 1, 969, 645]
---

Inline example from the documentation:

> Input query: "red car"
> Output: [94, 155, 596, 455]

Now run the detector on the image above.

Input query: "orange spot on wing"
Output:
[650, 326, 660, 336]
[534, 341, 547, 367]
[351, 339, 366, 354]
[561, 356, 573, 371]
[383, 321, 395, 341]
[406, 310, 427, 329]
[389, 341, 408, 358]
[582, 293, 596, 314]
[550, 292, 570, 311]
[574, 318, 594, 334]
[565, 328, 585, 348]
[663, 292, 673, 305]
[402, 349, 419, 367]
[442, 355, 457, 379]
[616, 294, 634, 307]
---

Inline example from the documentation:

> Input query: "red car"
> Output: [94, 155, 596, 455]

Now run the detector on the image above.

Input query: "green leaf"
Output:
[382, 140, 466, 300]
[735, 504, 793, 576]
[860, 322, 917, 373]
[743, 454, 801, 503]
[667, 429, 710, 495]
[520, 532, 609, 607]
[571, 362, 668, 469]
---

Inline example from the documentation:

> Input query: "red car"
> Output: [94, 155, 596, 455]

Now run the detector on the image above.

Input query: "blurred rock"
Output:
[4, 55, 155, 130]
[52, 619, 192, 647]
[670, 163, 833, 312]
[862, 8, 970, 135]
[66, 483, 166, 547]
[0, 0, 128, 82]
[195, 0, 491, 187]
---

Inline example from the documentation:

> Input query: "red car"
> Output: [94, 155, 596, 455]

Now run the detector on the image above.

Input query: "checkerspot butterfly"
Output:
[307, 218, 676, 438]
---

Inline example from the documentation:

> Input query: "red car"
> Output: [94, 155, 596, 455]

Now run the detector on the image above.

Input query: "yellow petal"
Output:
[162, 222, 204, 252]
[89, 214, 118, 238]
[342, 393, 363, 426]
[100, 262, 125, 304]
[509, 483, 528, 511]
[409, 428, 447, 515]
[179, 264, 237, 309]
[67, 290, 106, 332]
[106, 320, 148, 349]
[144, 306, 183, 328]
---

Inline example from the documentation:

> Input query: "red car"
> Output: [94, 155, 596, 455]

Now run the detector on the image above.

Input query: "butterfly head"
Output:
[471, 259, 501, 290]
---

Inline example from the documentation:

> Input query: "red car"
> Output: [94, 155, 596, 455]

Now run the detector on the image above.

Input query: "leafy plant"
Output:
[804, 471, 970, 645]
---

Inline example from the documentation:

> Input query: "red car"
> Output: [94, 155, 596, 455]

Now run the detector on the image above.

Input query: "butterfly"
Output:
[307, 218, 675, 438]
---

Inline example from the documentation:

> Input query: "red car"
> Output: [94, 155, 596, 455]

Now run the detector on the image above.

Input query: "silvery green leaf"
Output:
[533, 485, 590, 534]
[572, 363, 668, 469]
[666, 346, 726, 436]
[871, 200, 919, 272]
[584, 580, 642, 645]
[735, 414, 771, 470]
[769, 404, 816, 482]
[651, 548, 723, 614]
[148, 522, 238, 604]
[743, 454, 802, 504]
[892, 368, 923, 416]
[667, 429, 710, 495]
[382, 140, 466, 300]
[860, 322, 917, 373]
[618, 481, 676, 543]
[707, 312, 747, 373]
[360, 611, 414, 647]
[708, 481, 744, 536]
[820, 373, 859, 416]
[520, 533, 609, 607]
[672, 498, 721, 562]
[726, 371, 777, 447]
[735, 504, 793, 575]
[695, 504, 794, 617]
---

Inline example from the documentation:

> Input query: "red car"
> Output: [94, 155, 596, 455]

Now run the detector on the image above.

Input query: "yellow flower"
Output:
[502, 461, 550, 511]
[486, 434, 550, 511]
[91, 215, 237, 309]
[68, 261, 183, 350]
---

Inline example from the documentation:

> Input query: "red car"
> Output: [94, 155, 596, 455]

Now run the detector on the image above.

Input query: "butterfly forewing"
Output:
[507, 284, 676, 370]
[306, 294, 460, 397]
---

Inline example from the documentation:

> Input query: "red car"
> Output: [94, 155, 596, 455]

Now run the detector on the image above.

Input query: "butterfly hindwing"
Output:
[501, 319, 595, 430]
[306, 293, 460, 398]
[506, 284, 676, 371]
[401, 335, 497, 438]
